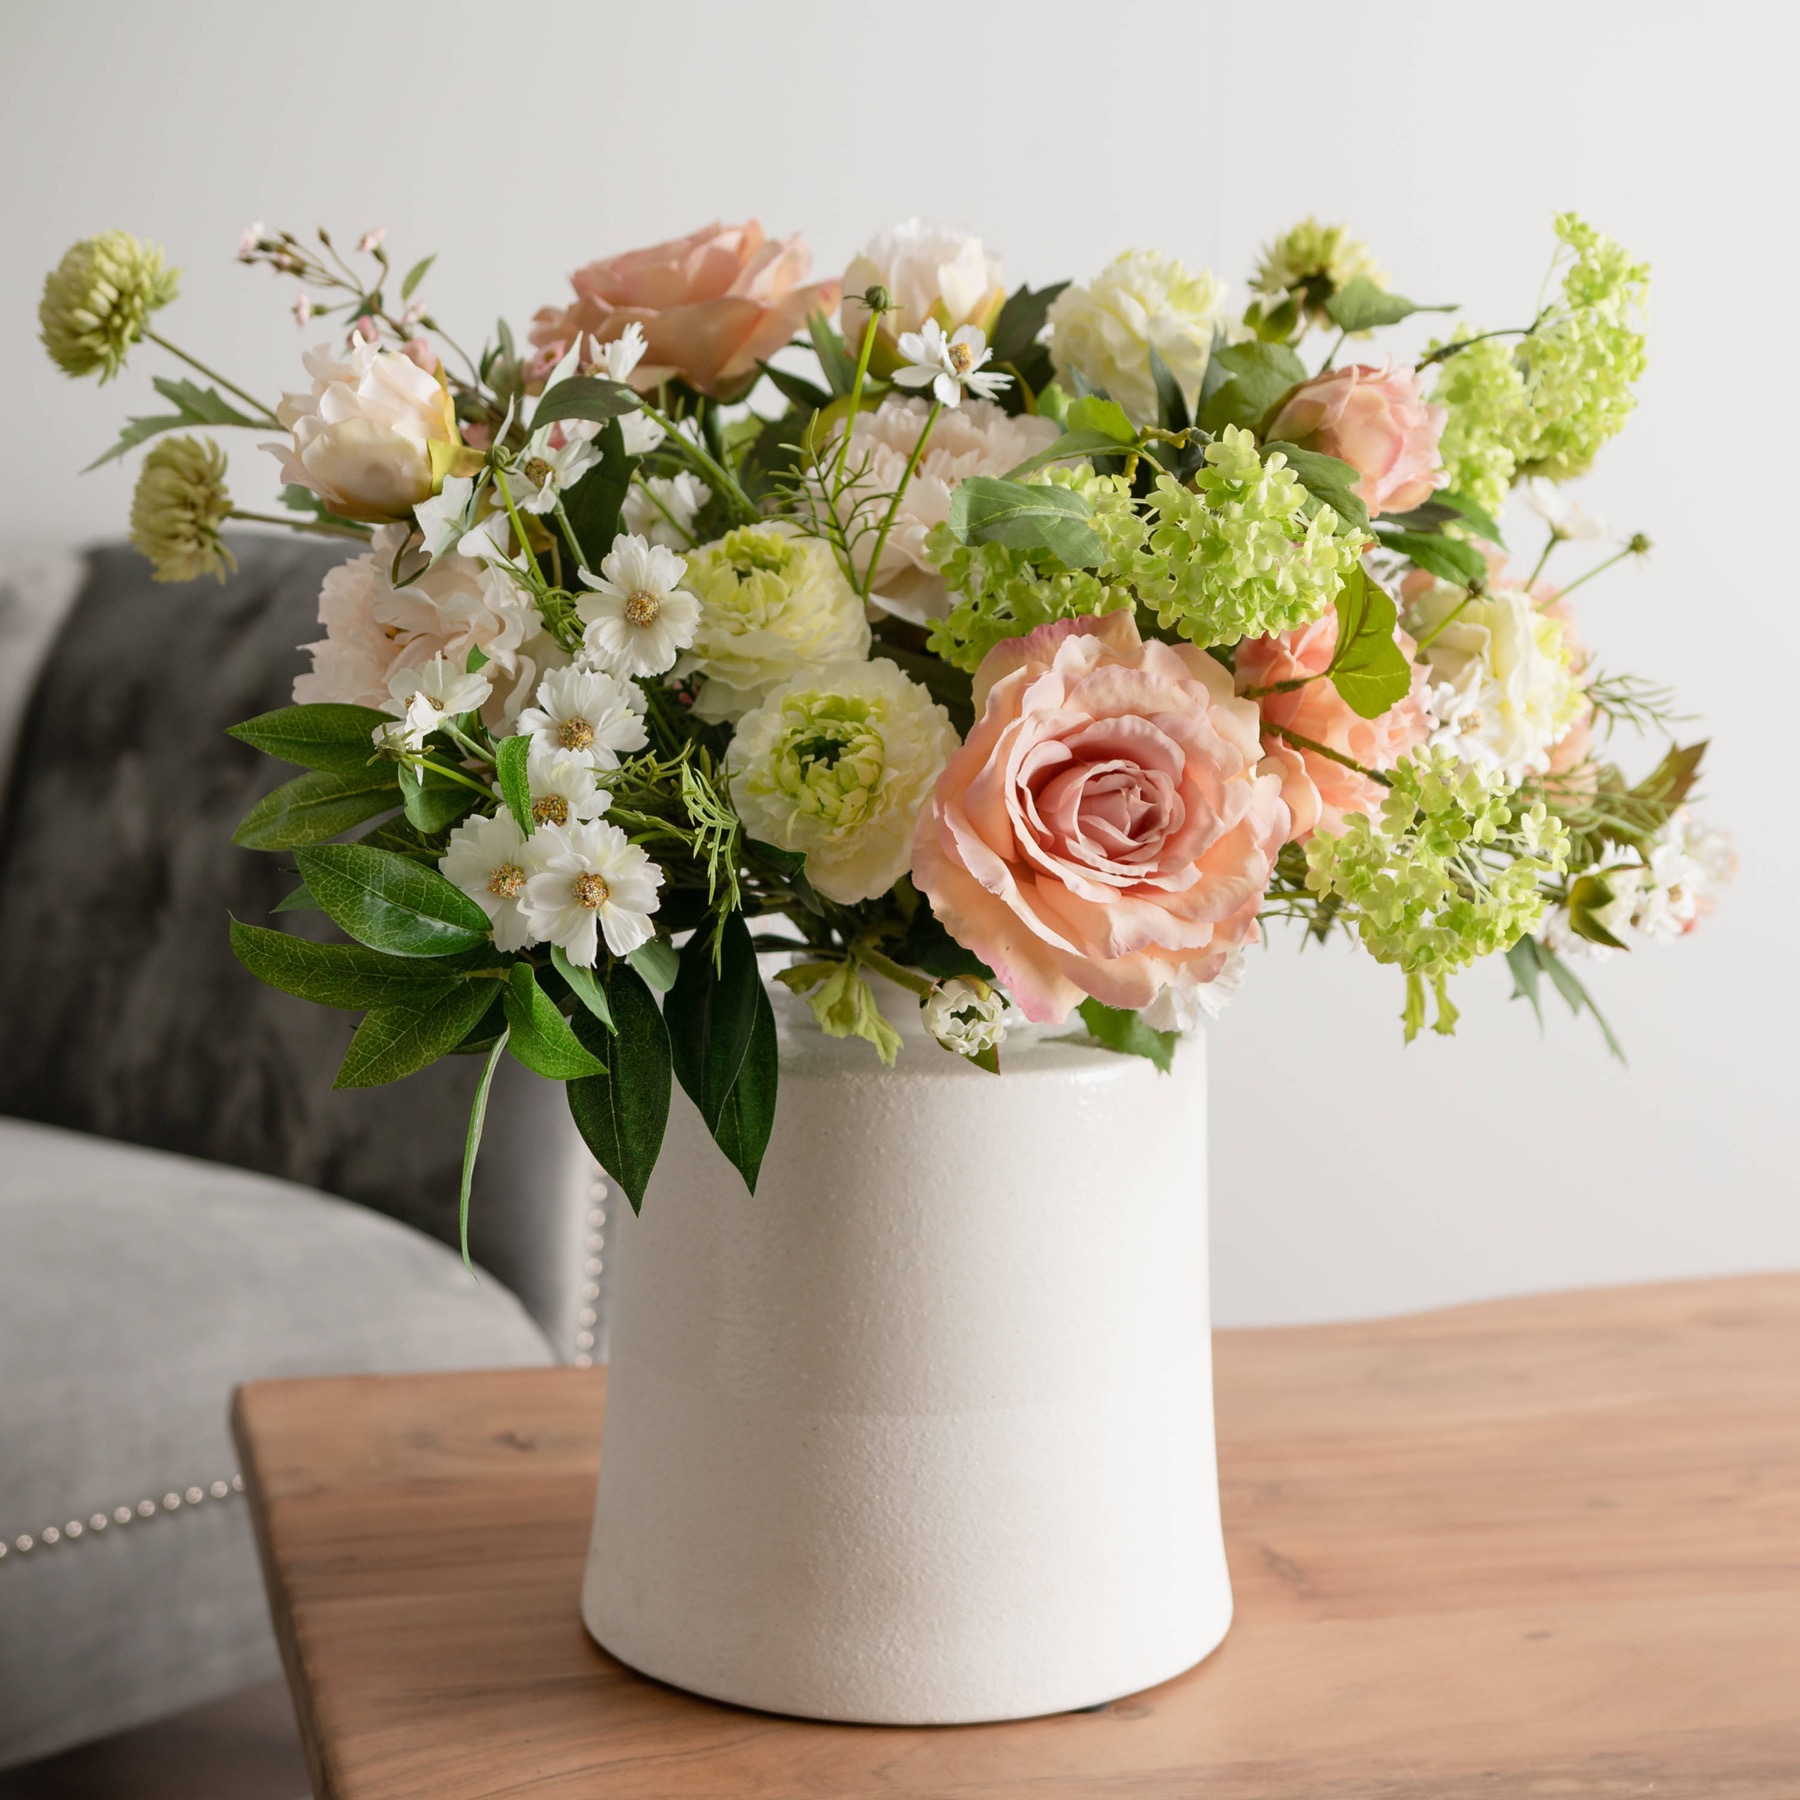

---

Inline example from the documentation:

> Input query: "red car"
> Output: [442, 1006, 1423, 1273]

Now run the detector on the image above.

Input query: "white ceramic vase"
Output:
[580, 981, 1232, 1724]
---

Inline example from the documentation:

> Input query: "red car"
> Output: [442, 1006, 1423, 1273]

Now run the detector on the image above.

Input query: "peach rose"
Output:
[530, 220, 839, 400]
[1235, 610, 1431, 841]
[911, 612, 1288, 1024]
[1267, 359, 1447, 516]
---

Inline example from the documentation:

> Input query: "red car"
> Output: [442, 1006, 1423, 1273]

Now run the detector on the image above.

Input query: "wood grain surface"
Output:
[232, 1274, 1800, 1799]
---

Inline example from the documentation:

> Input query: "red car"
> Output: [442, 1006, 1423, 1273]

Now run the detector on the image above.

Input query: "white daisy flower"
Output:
[515, 664, 648, 772]
[577, 532, 702, 679]
[378, 653, 492, 750]
[509, 426, 600, 516]
[526, 747, 610, 831]
[567, 323, 665, 456]
[439, 813, 539, 953]
[892, 320, 1011, 408]
[521, 819, 663, 966]
[621, 471, 711, 549]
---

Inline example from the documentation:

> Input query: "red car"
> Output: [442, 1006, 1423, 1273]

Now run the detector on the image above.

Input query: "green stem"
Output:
[443, 721, 496, 765]
[832, 312, 883, 498]
[413, 755, 498, 799]
[491, 469, 548, 597]
[1549, 543, 1634, 602]
[1526, 532, 1561, 590]
[1263, 722, 1390, 785]
[145, 331, 282, 426]
[637, 401, 758, 524]
[1318, 329, 1349, 375]
[1413, 309, 1550, 373]
[855, 946, 934, 998]
[1242, 672, 1327, 700]
[228, 508, 370, 542]
[860, 399, 941, 600]
[1413, 592, 1475, 653]
[625, 477, 699, 549]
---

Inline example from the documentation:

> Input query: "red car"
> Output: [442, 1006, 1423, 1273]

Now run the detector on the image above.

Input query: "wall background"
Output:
[3, 0, 1793, 1326]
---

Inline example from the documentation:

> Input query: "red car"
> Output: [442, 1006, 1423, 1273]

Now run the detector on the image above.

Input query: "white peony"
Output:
[727, 658, 959, 905]
[840, 218, 1006, 356]
[1048, 250, 1232, 425]
[678, 522, 871, 722]
[819, 396, 1059, 624]
[1407, 577, 1586, 779]
[270, 340, 461, 522]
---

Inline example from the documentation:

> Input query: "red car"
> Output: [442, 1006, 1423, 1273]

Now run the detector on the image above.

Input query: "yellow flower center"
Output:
[947, 340, 975, 375]
[559, 716, 594, 752]
[573, 871, 611, 910]
[524, 456, 553, 486]
[624, 589, 661, 627]
[532, 794, 569, 827]
[488, 863, 526, 900]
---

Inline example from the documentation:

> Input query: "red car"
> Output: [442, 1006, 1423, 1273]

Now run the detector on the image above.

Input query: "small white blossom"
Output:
[413, 476, 511, 563]
[356, 227, 387, 254]
[510, 426, 600, 515]
[516, 664, 648, 772]
[1524, 477, 1609, 543]
[621, 471, 711, 549]
[892, 320, 1011, 407]
[292, 292, 313, 329]
[1141, 951, 1246, 1031]
[440, 813, 538, 953]
[237, 222, 267, 262]
[378, 653, 492, 750]
[574, 323, 664, 455]
[526, 747, 610, 830]
[578, 533, 702, 678]
[521, 820, 663, 966]
[922, 979, 1011, 1057]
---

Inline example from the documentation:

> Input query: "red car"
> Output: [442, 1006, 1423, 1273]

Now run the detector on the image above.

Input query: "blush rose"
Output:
[1267, 359, 1448, 516]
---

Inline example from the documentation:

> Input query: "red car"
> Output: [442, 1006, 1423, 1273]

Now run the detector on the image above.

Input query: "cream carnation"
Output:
[1049, 250, 1230, 425]
[679, 522, 871, 722]
[840, 219, 1006, 366]
[728, 659, 958, 905]
[271, 339, 461, 523]
[820, 396, 1059, 624]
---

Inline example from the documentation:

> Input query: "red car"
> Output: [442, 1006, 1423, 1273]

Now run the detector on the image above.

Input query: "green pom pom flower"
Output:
[1140, 428, 1367, 648]
[1251, 217, 1387, 328]
[128, 435, 236, 584]
[1430, 333, 1530, 520]
[39, 230, 180, 383]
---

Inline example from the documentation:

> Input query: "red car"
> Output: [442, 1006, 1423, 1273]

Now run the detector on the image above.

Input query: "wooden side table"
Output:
[233, 1274, 1800, 1798]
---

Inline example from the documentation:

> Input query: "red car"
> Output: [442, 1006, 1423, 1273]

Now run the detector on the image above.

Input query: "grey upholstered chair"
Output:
[0, 540, 609, 1768]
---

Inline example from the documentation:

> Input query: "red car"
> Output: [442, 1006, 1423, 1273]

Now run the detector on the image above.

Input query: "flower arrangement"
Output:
[43, 211, 1732, 1220]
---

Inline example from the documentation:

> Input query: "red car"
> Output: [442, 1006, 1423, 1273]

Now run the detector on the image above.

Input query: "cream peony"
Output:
[1048, 250, 1231, 426]
[270, 340, 461, 523]
[840, 219, 1006, 368]
[820, 396, 1059, 624]
[1403, 570, 1587, 779]
[678, 522, 871, 722]
[729, 658, 959, 905]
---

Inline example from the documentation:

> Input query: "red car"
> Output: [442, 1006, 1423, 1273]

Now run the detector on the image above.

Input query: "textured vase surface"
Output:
[581, 982, 1232, 1724]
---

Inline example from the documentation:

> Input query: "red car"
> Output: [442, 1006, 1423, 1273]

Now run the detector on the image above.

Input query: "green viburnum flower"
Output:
[1304, 748, 1569, 1039]
[1251, 217, 1387, 325]
[39, 230, 180, 383]
[1428, 332, 1530, 519]
[924, 466, 1152, 673]
[128, 435, 236, 584]
[1140, 428, 1367, 648]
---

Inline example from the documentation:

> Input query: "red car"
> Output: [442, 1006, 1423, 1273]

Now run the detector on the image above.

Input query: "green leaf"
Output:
[628, 937, 680, 993]
[756, 360, 833, 413]
[495, 734, 533, 834]
[780, 960, 902, 1066]
[334, 982, 500, 1088]
[945, 476, 1104, 569]
[1537, 945, 1627, 1065]
[566, 964, 672, 1214]
[1633, 740, 1708, 811]
[807, 309, 859, 396]
[230, 917, 470, 1010]
[1002, 426, 1143, 483]
[1324, 278, 1457, 334]
[1435, 490, 1506, 547]
[1377, 529, 1489, 588]
[553, 944, 615, 1032]
[665, 913, 760, 1133]
[502, 965, 605, 1079]
[1328, 566, 1414, 719]
[296, 842, 491, 957]
[233, 765, 400, 850]
[1262, 441, 1370, 530]
[1064, 394, 1137, 444]
[1146, 342, 1190, 432]
[459, 1028, 507, 1274]
[1198, 341, 1307, 434]
[84, 378, 263, 471]
[1566, 873, 1631, 950]
[396, 761, 477, 835]
[1505, 936, 1545, 1029]
[711, 974, 778, 1193]
[270, 881, 318, 914]
[400, 254, 436, 302]
[1077, 998, 1179, 1073]
[988, 281, 1069, 367]
[527, 376, 640, 434]
[559, 418, 634, 567]
[229, 704, 396, 776]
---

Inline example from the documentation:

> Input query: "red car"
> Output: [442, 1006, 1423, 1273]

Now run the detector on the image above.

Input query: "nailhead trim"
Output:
[576, 1166, 605, 1368]
[1, 1475, 244, 1563]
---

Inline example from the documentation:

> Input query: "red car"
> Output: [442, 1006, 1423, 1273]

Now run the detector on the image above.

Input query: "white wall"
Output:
[3, 0, 1794, 1324]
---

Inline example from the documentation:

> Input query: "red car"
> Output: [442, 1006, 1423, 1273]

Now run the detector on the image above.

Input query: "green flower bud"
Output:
[861, 284, 894, 314]
[39, 230, 180, 383]
[129, 435, 236, 584]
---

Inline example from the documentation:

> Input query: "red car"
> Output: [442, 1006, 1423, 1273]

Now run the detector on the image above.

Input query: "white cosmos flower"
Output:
[521, 819, 663, 966]
[1524, 477, 1609, 543]
[413, 476, 513, 564]
[921, 978, 1012, 1057]
[621, 471, 711, 549]
[509, 426, 600, 515]
[892, 321, 1010, 407]
[516, 664, 648, 772]
[378, 653, 492, 750]
[526, 747, 610, 831]
[574, 324, 665, 456]
[577, 533, 702, 678]
[440, 813, 538, 953]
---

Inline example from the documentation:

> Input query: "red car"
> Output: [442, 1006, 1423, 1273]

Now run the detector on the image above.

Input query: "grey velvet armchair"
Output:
[0, 539, 610, 1768]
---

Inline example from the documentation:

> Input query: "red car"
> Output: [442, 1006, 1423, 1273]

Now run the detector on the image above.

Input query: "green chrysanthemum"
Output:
[128, 435, 236, 584]
[39, 231, 180, 383]
[1251, 216, 1386, 325]
[1140, 428, 1366, 648]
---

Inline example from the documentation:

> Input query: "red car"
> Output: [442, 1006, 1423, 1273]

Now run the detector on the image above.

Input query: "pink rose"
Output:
[530, 220, 840, 401]
[1268, 360, 1447, 516]
[911, 612, 1288, 1024]
[1235, 610, 1432, 842]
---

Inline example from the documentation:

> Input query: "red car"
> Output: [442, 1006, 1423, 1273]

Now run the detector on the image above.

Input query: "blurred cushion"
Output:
[0, 1117, 553, 1769]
